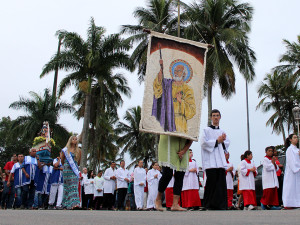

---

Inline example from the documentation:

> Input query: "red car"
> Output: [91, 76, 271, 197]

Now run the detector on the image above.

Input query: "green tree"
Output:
[257, 72, 299, 143]
[9, 88, 73, 153]
[0, 117, 31, 168]
[40, 18, 132, 167]
[121, 0, 180, 83]
[183, 0, 256, 125]
[274, 35, 300, 77]
[116, 106, 156, 168]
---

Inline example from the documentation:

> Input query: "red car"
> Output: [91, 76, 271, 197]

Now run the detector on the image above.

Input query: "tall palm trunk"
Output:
[81, 75, 92, 168]
[207, 84, 213, 126]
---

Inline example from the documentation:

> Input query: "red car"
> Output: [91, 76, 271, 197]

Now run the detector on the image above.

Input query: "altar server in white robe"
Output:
[181, 150, 201, 209]
[282, 134, 300, 208]
[94, 170, 104, 210]
[165, 174, 175, 209]
[146, 162, 162, 210]
[260, 146, 280, 210]
[103, 162, 117, 210]
[134, 160, 146, 210]
[201, 109, 229, 210]
[116, 160, 131, 210]
[225, 152, 235, 209]
[240, 150, 257, 210]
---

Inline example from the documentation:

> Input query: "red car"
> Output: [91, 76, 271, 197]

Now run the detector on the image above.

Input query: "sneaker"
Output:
[248, 205, 255, 210]
[243, 206, 248, 211]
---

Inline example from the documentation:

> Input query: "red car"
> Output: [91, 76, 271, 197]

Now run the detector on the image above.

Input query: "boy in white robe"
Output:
[181, 150, 201, 209]
[225, 152, 235, 209]
[240, 150, 257, 210]
[260, 146, 281, 210]
[201, 109, 229, 210]
[146, 162, 161, 210]
[282, 134, 300, 208]
[134, 160, 146, 210]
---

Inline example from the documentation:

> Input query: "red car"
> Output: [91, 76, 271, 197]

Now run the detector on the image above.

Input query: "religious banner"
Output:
[140, 31, 209, 141]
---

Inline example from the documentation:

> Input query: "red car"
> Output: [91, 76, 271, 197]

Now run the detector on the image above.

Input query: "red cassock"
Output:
[227, 189, 233, 208]
[165, 187, 174, 208]
[242, 190, 257, 206]
[260, 187, 279, 206]
[181, 189, 201, 208]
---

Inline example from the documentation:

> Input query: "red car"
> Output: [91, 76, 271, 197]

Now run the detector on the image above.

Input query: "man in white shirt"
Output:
[201, 109, 230, 210]
[116, 160, 130, 210]
[103, 162, 116, 210]
[81, 167, 88, 209]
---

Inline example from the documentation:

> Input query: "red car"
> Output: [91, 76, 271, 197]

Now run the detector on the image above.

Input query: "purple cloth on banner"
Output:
[152, 78, 176, 132]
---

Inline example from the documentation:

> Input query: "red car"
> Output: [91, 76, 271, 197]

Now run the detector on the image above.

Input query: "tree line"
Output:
[0, 0, 299, 169]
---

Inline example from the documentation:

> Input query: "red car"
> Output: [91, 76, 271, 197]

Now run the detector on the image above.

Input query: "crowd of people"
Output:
[1, 110, 300, 211]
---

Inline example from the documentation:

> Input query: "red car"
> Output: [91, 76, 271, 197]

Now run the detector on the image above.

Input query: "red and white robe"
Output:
[225, 160, 235, 208]
[240, 159, 257, 206]
[181, 159, 201, 208]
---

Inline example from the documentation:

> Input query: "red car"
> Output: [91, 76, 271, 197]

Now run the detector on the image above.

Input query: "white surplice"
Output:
[103, 167, 116, 194]
[282, 144, 300, 207]
[146, 169, 162, 208]
[262, 156, 279, 190]
[201, 126, 230, 171]
[225, 161, 235, 190]
[134, 167, 146, 209]
[94, 176, 104, 197]
[239, 159, 257, 190]
[182, 160, 199, 191]
[116, 167, 130, 189]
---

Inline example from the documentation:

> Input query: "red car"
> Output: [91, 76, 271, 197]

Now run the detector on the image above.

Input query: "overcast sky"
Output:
[1, 0, 299, 168]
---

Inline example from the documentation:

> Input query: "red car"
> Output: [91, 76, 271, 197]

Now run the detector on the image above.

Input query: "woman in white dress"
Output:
[282, 134, 300, 208]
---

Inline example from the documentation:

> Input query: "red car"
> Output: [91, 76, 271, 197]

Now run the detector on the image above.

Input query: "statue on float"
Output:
[32, 121, 55, 164]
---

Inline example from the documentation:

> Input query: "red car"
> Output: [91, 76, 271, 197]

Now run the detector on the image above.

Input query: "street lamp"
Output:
[292, 106, 300, 148]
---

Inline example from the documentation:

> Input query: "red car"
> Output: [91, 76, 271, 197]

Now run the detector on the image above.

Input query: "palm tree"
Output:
[274, 35, 300, 77]
[9, 88, 74, 149]
[116, 106, 156, 168]
[40, 18, 132, 167]
[121, 0, 180, 83]
[182, 0, 256, 125]
[257, 71, 299, 143]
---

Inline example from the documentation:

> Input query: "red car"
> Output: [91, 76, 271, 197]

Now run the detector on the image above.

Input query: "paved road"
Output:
[0, 210, 299, 225]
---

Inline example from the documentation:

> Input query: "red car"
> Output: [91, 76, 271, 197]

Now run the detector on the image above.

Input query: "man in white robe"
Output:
[103, 162, 117, 210]
[116, 160, 130, 210]
[201, 109, 229, 210]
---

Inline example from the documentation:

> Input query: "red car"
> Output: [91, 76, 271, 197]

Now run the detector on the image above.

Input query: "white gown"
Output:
[282, 144, 300, 207]
[225, 161, 235, 190]
[201, 126, 230, 171]
[239, 159, 257, 190]
[134, 167, 146, 209]
[103, 167, 116, 194]
[146, 169, 162, 208]
[182, 160, 199, 191]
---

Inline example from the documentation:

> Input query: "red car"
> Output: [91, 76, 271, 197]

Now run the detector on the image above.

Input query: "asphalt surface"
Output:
[1, 209, 300, 225]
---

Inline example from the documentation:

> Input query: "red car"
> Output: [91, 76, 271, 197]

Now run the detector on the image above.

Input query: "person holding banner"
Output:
[61, 136, 81, 209]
